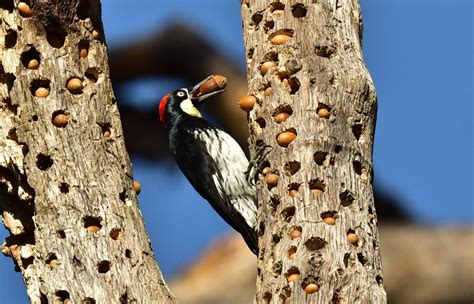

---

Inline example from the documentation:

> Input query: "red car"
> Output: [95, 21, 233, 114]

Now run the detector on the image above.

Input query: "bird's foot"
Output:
[246, 144, 272, 185]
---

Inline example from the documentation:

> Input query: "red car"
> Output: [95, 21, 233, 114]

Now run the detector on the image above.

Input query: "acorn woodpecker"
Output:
[158, 76, 258, 254]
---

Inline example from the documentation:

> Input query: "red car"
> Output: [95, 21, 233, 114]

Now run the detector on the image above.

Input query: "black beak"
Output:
[189, 75, 227, 104]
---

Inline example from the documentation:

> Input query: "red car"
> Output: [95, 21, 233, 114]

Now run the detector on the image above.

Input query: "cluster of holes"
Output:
[36, 153, 53, 170]
[304, 237, 326, 251]
[340, 190, 355, 207]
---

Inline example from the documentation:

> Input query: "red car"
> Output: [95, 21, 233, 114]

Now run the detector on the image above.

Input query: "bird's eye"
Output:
[176, 91, 186, 97]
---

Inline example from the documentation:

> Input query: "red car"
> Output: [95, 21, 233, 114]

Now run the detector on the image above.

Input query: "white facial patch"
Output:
[179, 95, 201, 118]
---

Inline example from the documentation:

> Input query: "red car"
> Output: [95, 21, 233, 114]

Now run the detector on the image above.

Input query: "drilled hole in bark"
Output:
[83, 297, 96, 304]
[353, 160, 362, 175]
[36, 153, 53, 170]
[5, 29, 17, 48]
[284, 161, 300, 176]
[272, 232, 282, 244]
[100, 123, 112, 139]
[247, 47, 254, 59]
[46, 253, 58, 268]
[59, 183, 69, 194]
[321, 211, 337, 225]
[119, 190, 126, 203]
[316, 103, 331, 119]
[376, 275, 383, 286]
[281, 206, 295, 222]
[256, 117, 266, 129]
[263, 292, 272, 303]
[125, 249, 132, 258]
[289, 226, 302, 239]
[334, 145, 342, 153]
[343, 252, 351, 268]
[287, 246, 297, 259]
[56, 290, 70, 301]
[31, 114, 39, 121]
[269, 29, 294, 44]
[272, 260, 283, 275]
[301, 276, 320, 294]
[315, 45, 336, 58]
[357, 253, 367, 265]
[352, 123, 363, 140]
[264, 20, 274, 32]
[4, 72, 16, 93]
[30, 79, 50, 98]
[52, 110, 69, 128]
[85, 67, 101, 83]
[83, 216, 102, 232]
[0, 0, 14, 11]
[292, 3, 307, 18]
[340, 190, 355, 207]
[21, 47, 40, 69]
[288, 183, 300, 197]
[251, 12, 263, 27]
[285, 267, 300, 282]
[280, 286, 292, 302]
[77, 0, 91, 19]
[288, 77, 300, 94]
[97, 260, 110, 273]
[57, 230, 66, 239]
[313, 151, 328, 166]
[268, 2, 285, 12]
[273, 104, 293, 123]
[7, 127, 18, 141]
[258, 221, 265, 237]
[109, 228, 123, 240]
[47, 28, 66, 48]
[79, 39, 90, 58]
[304, 237, 326, 251]
[269, 195, 280, 212]
[309, 179, 325, 195]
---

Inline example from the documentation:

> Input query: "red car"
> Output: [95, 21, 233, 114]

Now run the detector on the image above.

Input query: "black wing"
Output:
[173, 130, 258, 254]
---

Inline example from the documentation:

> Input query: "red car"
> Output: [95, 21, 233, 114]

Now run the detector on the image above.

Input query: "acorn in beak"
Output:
[189, 75, 227, 104]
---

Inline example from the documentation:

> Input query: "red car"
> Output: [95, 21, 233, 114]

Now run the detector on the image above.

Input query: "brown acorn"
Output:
[277, 131, 296, 147]
[239, 95, 256, 111]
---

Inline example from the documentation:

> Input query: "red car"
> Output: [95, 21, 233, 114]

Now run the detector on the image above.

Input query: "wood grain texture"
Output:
[240, 0, 387, 303]
[0, 1, 176, 302]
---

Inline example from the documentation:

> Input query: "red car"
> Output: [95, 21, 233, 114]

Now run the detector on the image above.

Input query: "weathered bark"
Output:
[0, 1, 175, 302]
[240, 1, 387, 303]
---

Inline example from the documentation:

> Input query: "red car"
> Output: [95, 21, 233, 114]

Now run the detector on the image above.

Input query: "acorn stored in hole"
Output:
[287, 273, 300, 282]
[260, 61, 277, 75]
[318, 108, 330, 118]
[52, 114, 69, 128]
[26, 59, 39, 69]
[289, 228, 301, 239]
[80, 48, 88, 58]
[271, 34, 291, 45]
[266, 173, 279, 188]
[347, 232, 359, 245]
[275, 112, 289, 123]
[277, 131, 296, 147]
[87, 225, 101, 233]
[34, 87, 49, 98]
[18, 2, 32, 17]
[323, 217, 336, 225]
[66, 78, 84, 94]
[239, 95, 256, 111]
[304, 283, 319, 294]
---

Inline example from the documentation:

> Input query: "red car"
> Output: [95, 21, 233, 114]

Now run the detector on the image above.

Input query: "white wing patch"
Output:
[192, 129, 257, 228]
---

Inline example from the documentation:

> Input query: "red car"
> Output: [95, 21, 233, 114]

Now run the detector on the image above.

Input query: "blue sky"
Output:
[1, 1, 472, 302]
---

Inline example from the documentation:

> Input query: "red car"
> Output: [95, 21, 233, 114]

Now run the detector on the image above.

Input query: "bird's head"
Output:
[158, 75, 226, 128]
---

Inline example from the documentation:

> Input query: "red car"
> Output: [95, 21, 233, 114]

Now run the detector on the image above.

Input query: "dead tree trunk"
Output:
[0, 1, 176, 302]
[240, 1, 387, 303]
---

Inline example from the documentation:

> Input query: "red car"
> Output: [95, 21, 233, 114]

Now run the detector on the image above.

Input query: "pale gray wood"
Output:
[240, 1, 387, 303]
[0, 1, 176, 303]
